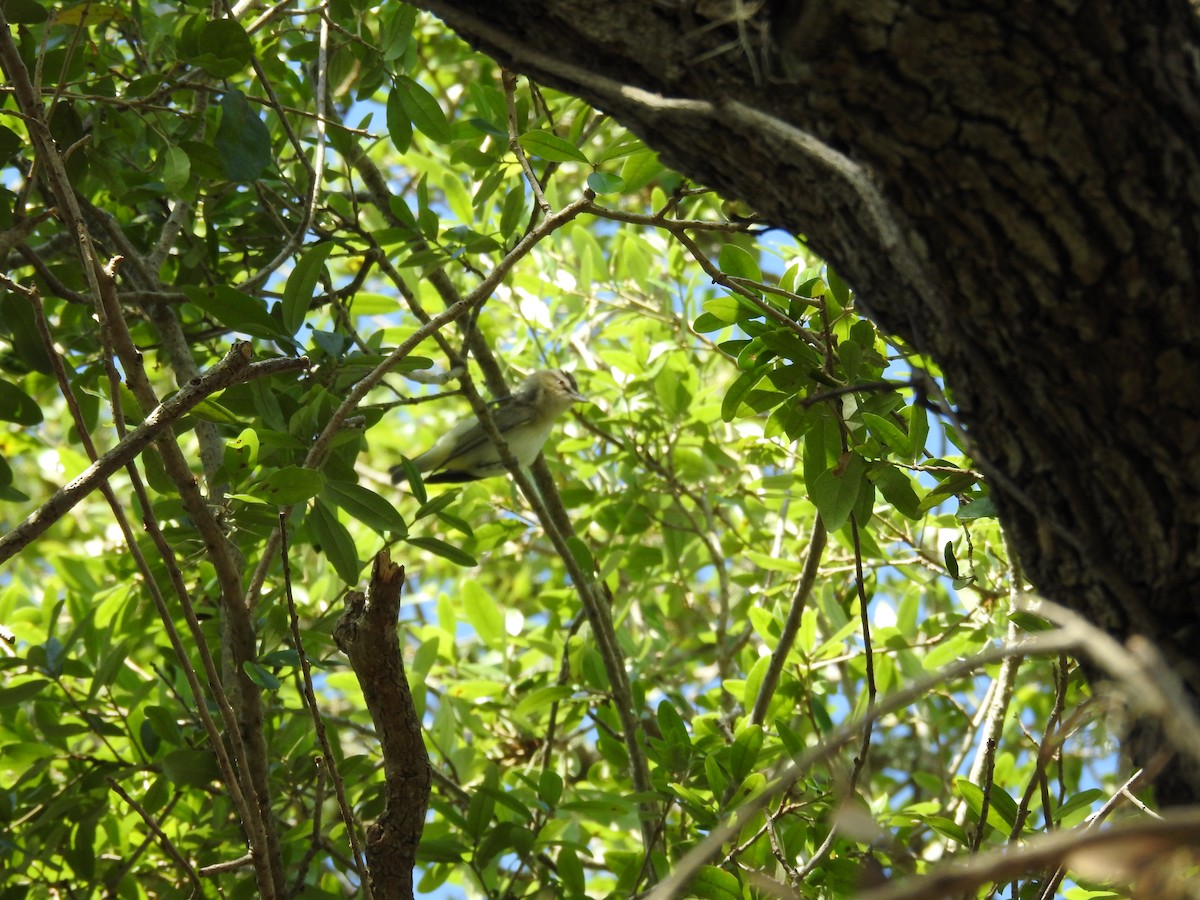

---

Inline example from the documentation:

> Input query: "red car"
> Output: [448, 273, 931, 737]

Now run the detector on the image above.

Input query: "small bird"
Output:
[391, 369, 585, 484]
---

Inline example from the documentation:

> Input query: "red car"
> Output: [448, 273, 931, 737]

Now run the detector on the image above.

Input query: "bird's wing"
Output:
[410, 414, 478, 471]
[422, 398, 541, 470]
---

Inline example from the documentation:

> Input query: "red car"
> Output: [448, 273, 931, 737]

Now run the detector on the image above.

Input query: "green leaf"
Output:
[1, 0, 48, 24]
[742, 653, 771, 711]
[720, 368, 764, 421]
[252, 466, 324, 506]
[906, 404, 930, 460]
[956, 497, 998, 520]
[308, 499, 362, 584]
[0, 679, 49, 706]
[919, 814, 969, 846]
[463, 580, 505, 648]
[385, 88, 414, 154]
[161, 145, 191, 193]
[689, 864, 742, 900]
[188, 398, 242, 426]
[868, 464, 922, 519]
[1053, 788, 1104, 825]
[861, 412, 909, 456]
[466, 767, 498, 840]
[943, 540, 960, 579]
[1009, 610, 1054, 633]
[393, 76, 452, 144]
[538, 769, 564, 807]
[89, 639, 131, 698]
[727, 771, 766, 808]
[810, 452, 867, 532]
[215, 89, 272, 182]
[718, 243, 761, 283]
[692, 312, 728, 333]
[704, 755, 728, 797]
[282, 242, 335, 337]
[394, 457, 428, 505]
[143, 706, 183, 745]
[242, 661, 282, 691]
[826, 266, 851, 305]
[414, 488, 462, 521]
[499, 186, 528, 238]
[0, 380, 42, 425]
[182, 284, 288, 342]
[406, 536, 477, 567]
[586, 171, 625, 193]
[514, 685, 574, 719]
[0, 292, 53, 374]
[729, 723, 763, 782]
[744, 551, 803, 574]
[923, 629, 988, 671]
[702, 295, 741, 325]
[620, 148, 662, 191]
[162, 749, 222, 787]
[656, 700, 691, 748]
[557, 847, 585, 897]
[323, 481, 407, 535]
[194, 19, 252, 77]
[379, 4, 418, 62]
[224, 427, 259, 478]
[518, 130, 589, 164]
[955, 777, 1018, 831]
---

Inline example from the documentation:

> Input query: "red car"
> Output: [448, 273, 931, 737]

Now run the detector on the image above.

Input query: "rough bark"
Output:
[410, 0, 1200, 800]
[334, 555, 431, 900]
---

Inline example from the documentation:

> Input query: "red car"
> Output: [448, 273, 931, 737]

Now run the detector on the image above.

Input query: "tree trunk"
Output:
[411, 0, 1200, 801]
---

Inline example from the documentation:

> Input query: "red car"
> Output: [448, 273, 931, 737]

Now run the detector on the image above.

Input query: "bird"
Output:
[390, 369, 585, 484]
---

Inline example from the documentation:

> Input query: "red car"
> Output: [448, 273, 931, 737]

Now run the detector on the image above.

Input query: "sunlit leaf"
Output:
[393, 76, 452, 144]
[519, 130, 589, 164]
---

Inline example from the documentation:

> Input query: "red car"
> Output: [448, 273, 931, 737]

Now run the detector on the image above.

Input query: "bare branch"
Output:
[750, 515, 827, 726]
[334, 553, 431, 900]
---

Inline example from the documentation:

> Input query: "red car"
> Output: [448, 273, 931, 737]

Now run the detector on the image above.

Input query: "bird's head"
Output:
[518, 369, 585, 418]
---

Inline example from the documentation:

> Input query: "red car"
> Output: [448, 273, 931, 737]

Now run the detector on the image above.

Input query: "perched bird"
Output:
[391, 369, 585, 484]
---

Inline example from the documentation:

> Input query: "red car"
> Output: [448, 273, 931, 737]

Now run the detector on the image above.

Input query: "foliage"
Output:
[0, 3, 1134, 899]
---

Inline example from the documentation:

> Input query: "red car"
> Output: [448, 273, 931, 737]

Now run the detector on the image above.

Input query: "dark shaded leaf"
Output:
[0, 380, 42, 425]
[406, 536, 477, 567]
[308, 499, 362, 584]
[194, 19, 252, 77]
[215, 90, 272, 182]
[282, 242, 335, 337]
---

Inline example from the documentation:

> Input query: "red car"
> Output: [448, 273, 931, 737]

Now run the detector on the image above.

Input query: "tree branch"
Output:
[0, 343, 306, 564]
[334, 553, 431, 900]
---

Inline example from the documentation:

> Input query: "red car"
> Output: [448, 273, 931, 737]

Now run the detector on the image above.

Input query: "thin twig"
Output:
[750, 515, 827, 725]
[107, 779, 203, 890]
[24, 287, 266, 879]
[503, 69, 551, 214]
[642, 629, 1080, 900]
[279, 511, 374, 899]
[860, 807, 1200, 900]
